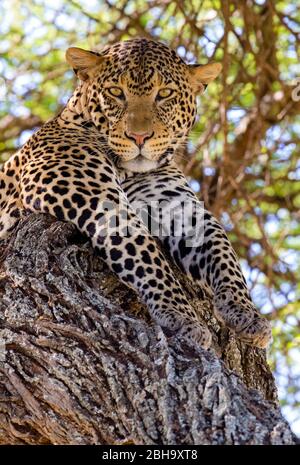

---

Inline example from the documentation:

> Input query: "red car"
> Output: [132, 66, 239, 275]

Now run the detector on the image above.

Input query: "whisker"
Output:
[65, 121, 204, 164]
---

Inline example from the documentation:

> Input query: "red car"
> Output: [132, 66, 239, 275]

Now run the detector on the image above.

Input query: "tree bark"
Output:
[0, 213, 295, 445]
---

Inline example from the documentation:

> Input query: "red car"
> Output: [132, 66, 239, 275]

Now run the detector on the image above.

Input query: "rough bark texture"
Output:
[0, 213, 295, 445]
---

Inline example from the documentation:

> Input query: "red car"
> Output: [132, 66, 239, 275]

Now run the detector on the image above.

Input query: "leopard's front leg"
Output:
[122, 164, 272, 349]
[191, 211, 272, 349]
[20, 150, 211, 348]
[92, 203, 211, 348]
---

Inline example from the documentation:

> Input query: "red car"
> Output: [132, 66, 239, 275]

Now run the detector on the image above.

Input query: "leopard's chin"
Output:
[119, 155, 159, 173]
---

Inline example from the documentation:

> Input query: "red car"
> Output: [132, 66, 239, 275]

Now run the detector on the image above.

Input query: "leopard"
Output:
[0, 37, 272, 349]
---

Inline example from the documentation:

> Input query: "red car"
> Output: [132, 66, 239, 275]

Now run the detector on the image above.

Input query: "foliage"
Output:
[0, 0, 299, 434]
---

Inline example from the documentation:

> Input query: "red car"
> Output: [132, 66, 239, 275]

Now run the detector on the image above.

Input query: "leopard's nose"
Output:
[125, 131, 152, 147]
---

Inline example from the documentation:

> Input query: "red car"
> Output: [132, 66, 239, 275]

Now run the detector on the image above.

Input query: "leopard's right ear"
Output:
[66, 47, 106, 81]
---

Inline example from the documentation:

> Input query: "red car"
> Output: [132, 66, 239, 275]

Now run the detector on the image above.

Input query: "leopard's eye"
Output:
[157, 88, 174, 99]
[108, 87, 124, 98]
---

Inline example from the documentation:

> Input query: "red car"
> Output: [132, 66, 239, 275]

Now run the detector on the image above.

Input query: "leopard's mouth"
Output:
[118, 155, 160, 173]
[118, 147, 174, 173]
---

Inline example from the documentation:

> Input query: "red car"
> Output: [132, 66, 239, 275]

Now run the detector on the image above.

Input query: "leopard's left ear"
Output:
[188, 63, 222, 93]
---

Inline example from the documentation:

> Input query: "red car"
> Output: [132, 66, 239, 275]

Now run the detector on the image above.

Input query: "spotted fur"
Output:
[0, 38, 271, 348]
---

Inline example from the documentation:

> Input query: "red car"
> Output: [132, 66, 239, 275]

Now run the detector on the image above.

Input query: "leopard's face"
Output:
[97, 66, 194, 173]
[66, 38, 221, 173]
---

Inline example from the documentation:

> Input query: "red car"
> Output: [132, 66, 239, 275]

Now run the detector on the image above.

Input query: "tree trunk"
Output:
[0, 213, 295, 445]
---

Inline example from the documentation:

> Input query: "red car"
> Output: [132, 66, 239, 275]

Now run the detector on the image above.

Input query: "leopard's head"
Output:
[66, 38, 221, 173]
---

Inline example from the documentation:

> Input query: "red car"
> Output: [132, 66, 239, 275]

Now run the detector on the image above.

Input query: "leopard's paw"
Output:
[213, 290, 272, 349]
[177, 319, 212, 349]
[235, 317, 272, 349]
[150, 300, 212, 349]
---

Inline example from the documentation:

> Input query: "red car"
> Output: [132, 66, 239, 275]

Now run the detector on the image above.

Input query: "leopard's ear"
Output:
[66, 47, 105, 81]
[188, 63, 222, 93]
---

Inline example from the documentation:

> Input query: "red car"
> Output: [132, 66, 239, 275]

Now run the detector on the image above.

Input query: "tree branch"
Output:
[0, 213, 295, 444]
